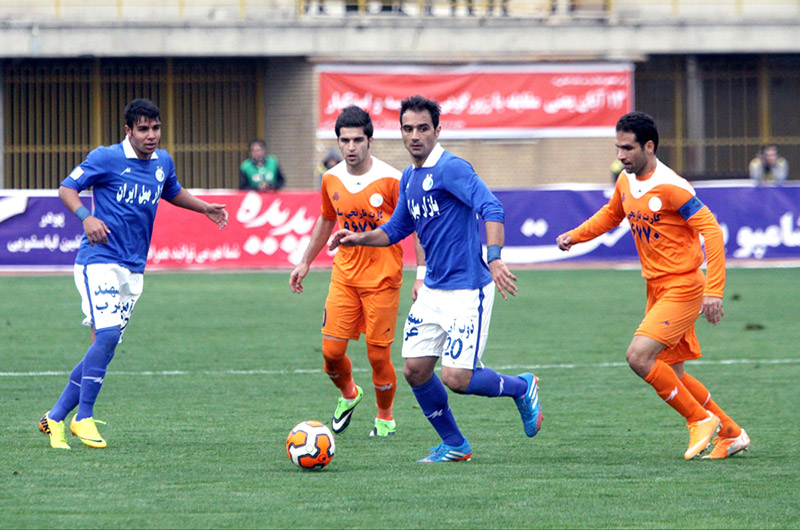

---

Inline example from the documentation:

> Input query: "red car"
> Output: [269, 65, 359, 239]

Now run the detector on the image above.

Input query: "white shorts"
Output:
[401, 282, 495, 370]
[74, 263, 143, 339]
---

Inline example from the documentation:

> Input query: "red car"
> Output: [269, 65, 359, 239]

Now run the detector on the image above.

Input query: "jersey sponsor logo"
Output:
[627, 209, 662, 244]
[408, 195, 440, 220]
[405, 327, 419, 341]
[336, 206, 385, 232]
[155, 166, 166, 183]
[115, 182, 163, 206]
[422, 174, 434, 191]
[69, 166, 84, 180]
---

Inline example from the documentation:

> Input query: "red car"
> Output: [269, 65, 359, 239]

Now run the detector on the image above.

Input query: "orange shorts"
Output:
[635, 269, 705, 365]
[322, 281, 400, 346]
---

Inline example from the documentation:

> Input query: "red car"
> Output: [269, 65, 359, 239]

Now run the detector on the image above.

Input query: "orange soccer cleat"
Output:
[684, 412, 720, 460]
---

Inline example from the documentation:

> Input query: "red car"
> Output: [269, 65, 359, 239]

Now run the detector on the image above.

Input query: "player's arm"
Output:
[485, 220, 518, 300]
[166, 188, 228, 230]
[290, 216, 336, 294]
[558, 186, 625, 251]
[59, 185, 111, 246]
[682, 197, 726, 325]
[329, 227, 391, 250]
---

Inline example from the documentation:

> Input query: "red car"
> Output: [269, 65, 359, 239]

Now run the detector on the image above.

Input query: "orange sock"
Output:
[322, 338, 357, 399]
[366, 343, 396, 421]
[644, 360, 707, 423]
[680, 372, 742, 438]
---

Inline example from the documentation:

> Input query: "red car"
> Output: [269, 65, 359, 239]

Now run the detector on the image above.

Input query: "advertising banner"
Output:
[495, 183, 800, 264]
[317, 63, 634, 139]
[146, 191, 416, 269]
[1, 185, 799, 271]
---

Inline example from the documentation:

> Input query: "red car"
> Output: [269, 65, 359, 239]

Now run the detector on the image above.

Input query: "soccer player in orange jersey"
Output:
[289, 106, 405, 437]
[557, 112, 749, 460]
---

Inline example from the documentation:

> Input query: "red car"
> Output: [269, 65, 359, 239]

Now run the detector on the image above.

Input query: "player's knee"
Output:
[93, 327, 121, 354]
[403, 363, 429, 387]
[441, 370, 470, 394]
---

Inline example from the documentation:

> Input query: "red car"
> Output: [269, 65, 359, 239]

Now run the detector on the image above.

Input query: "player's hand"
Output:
[556, 233, 573, 251]
[488, 259, 518, 300]
[702, 296, 724, 325]
[412, 279, 424, 301]
[205, 203, 228, 230]
[289, 263, 310, 293]
[328, 229, 357, 250]
[83, 216, 111, 246]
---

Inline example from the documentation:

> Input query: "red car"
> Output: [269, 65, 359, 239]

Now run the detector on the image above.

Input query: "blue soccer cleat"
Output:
[417, 439, 473, 463]
[514, 372, 542, 437]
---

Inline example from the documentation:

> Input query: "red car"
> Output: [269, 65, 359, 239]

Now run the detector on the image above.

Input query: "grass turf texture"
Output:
[1, 268, 798, 529]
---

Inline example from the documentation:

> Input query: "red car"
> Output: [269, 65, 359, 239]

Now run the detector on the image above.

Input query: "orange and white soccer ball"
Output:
[286, 420, 336, 470]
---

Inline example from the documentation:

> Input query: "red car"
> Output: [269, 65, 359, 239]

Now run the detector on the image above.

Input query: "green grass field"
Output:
[1, 267, 798, 529]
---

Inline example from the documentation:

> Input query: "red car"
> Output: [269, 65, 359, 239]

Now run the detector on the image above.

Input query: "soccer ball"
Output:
[286, 420, 336, 470]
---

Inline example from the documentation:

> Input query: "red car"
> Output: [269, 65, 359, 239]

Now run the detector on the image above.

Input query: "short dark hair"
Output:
[249, 139, 267, 150]
[124, 98, 161, 129]
[400, 95, 441, 129]
[335, 106, 373, 138]
[616, 111, 659, 152]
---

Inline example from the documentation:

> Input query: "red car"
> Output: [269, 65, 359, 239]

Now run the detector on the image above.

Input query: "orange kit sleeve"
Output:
[567, 182, 626, 244]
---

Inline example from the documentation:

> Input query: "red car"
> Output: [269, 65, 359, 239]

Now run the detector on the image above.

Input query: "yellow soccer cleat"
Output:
[702, 429, 750, 459]
[684, 412, 720, 460]
[39, 411, 71, 450]
[70, 416, 107, 449]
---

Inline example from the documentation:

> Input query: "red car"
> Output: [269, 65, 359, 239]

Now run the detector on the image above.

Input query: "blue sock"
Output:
[465, 368, 527, 398]
[49, 360, 84, 422]
[410, 373, 465, 446]
[75, 327, 119, 421]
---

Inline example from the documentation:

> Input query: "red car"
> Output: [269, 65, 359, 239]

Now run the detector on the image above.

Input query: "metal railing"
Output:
[0, 0, 797, 19]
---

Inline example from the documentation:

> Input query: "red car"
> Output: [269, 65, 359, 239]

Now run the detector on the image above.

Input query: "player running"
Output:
[329, 95, 542, 463]
[557, 111, 749, 460]
[290, 106, 406, 437]
[39, 98, 228, 449]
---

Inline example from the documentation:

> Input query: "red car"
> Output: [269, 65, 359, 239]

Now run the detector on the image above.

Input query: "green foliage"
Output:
[1, 268, 797, 529]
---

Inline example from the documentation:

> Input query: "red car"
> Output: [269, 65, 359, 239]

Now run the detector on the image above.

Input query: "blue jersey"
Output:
[381, 144, 504, 290]
[61, 137, 182, 273]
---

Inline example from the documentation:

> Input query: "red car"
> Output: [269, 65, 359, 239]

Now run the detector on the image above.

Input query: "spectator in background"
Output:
[749, 144, 788, 185]
[315, 147, 343, 188]
[487, 0, 508, 16]
[239, 140, 285, 191]
[451, 0, 474, 15]
[610, 158, 624, 182]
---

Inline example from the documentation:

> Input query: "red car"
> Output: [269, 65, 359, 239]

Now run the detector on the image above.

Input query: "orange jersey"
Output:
[321, 157, 403, 289]
[568, 160, 725, 297]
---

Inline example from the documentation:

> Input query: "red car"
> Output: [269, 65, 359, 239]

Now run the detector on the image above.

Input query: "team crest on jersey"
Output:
[332, 192, 339, 202]
[155, 166, 166, 183]
[648, 197, 662, 212]
[422, 174, 434, 191]
[369, 193, 384, 208]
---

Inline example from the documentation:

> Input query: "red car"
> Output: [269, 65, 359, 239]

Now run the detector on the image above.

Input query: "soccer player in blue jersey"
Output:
[38, 98, 228, 449]
[329, 95, 542, 462]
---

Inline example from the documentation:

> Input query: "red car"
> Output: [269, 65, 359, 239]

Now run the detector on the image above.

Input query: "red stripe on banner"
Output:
[147, 191, 418, 270]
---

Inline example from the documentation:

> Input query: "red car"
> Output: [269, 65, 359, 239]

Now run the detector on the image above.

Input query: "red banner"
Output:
[147, 191, 417, 270]
[317, 63, 634, 139]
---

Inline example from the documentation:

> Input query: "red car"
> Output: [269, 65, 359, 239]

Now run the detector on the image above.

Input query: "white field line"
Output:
[1, 358, 797, 378]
